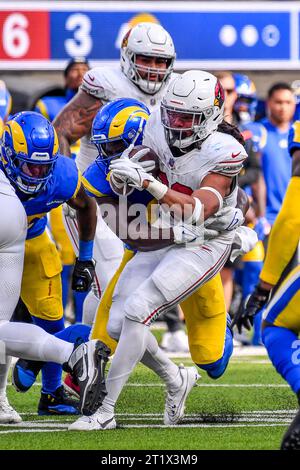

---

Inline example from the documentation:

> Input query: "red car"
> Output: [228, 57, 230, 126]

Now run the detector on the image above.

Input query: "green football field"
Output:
[0, 350, 297, 450]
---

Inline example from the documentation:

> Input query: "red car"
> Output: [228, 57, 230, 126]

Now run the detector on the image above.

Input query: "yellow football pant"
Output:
[49, 205, 75, 266]
[91, 249, 227, 364]
[264, 264, 300, 332]
[21, 230, 63, 321]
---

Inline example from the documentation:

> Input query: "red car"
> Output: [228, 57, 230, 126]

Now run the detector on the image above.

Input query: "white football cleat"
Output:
[164, 365, 200, 425]
[0, 394, 22, 424]
[161, 330, 189, 353]
[68, 407, 116, 431]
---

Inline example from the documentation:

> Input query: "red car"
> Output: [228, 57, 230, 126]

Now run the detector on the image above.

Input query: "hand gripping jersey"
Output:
[78, 66, 178, 173]
[10, 156, 80, 240]
[143, 110, 247, 242]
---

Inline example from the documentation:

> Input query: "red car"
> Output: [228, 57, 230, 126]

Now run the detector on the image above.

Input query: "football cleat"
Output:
[38, 386, 79, 416]
[64, 373, 80, 399]
[64, 340, 110, 415]
[68, 407, 116, 431]
[281, 409, 300, 450]
[0, 394, 22, 424]
[161, 330, 189, 353]
[12, 358, 44, 392]
[164, 365, 200, 425]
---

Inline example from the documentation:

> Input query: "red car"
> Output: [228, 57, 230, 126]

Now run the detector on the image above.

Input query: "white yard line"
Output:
[0, 423, 288, 434]
[9, 381, 285, 388]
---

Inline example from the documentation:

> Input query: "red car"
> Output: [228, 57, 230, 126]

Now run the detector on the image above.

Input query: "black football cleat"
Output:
[281, 409, 300, 450]
[64, 340, 110, 416]
[38, 385, 80, 416]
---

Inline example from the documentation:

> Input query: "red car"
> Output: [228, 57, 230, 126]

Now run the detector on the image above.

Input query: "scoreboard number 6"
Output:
[3, 13, 30, 58]
[65, 13, 92, 57]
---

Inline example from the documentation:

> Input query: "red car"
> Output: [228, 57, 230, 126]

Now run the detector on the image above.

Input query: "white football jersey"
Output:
[143, 110, 247, 241]
[0, 168, 17, 198]
[77, 66, 178, 173]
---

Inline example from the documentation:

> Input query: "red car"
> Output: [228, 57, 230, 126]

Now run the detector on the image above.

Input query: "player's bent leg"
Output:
[0, 358, 22, 424]
[261, 265, 300, 450]
[197, 315, 233, 379]
[262, 265, 300, 395]
[0, 193, 27, 424]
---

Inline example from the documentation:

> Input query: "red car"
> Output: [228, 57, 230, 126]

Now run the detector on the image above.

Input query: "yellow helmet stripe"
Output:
[53, 129, 59, 155]
[108, 106, 149, 139]
[5, 120, 28, 155]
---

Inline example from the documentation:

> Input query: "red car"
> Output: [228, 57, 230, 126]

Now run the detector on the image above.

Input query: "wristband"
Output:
[79, 239, 94, 261]
[147, 179, 168, 200]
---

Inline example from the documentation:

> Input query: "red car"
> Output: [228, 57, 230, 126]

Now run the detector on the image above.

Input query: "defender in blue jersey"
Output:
[0, 112, 109, 416]
[34, 57, 90, 322]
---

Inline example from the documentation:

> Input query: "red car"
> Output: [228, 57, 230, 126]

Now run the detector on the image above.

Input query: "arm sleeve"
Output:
[260, 176, 300, 285]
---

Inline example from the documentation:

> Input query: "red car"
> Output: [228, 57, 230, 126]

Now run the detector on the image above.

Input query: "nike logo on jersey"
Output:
[88, 75, 95, 82]
[231, 151, 241, 158]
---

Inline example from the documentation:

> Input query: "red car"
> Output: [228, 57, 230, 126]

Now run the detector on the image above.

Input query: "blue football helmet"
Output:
[91, 98, 150, 169]
[233, 74, 258, 122]
[1, 111, 59, 194]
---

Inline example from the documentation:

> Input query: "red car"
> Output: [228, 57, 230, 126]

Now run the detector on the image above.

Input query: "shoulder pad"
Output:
[207, 133, 247, 177]
[81, 66, 120, 101]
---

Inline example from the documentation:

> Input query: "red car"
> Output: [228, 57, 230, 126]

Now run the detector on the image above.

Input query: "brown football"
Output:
[128, 145, 160, 178]
[109, 145, 160, 196]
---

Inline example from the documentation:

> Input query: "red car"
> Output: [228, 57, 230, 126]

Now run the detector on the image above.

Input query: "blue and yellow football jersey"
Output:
[6, 155, 81, 240]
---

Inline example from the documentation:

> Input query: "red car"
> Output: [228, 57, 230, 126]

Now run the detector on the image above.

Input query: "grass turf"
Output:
[0, 355, 296, 450]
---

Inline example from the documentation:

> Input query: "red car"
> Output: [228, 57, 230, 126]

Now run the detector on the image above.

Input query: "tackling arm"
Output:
[53, 90, 103, 157]
[96, 196, 175, 251]
[67, 184, 97, 291]
[67, 184, 97, 242]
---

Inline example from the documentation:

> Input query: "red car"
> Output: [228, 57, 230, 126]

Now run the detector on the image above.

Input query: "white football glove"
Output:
[204, 206, 244, 240]
[173, 221, 204, 246]
[110, 159, 155, 190]
[230, 226, 258, 262]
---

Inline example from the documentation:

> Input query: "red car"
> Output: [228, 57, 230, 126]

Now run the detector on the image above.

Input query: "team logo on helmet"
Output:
[214, 80, 225, 109]
[121, 29, 131, 48]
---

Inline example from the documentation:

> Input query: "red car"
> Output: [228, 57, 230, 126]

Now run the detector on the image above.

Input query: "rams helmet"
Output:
[1, 111, 59, 194]
[91, 98, 150, 169]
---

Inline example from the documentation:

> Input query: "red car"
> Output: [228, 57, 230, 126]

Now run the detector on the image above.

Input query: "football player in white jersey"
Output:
[0, 147, 109, 423]
[53, 22, 177, 323]
[69, 70, 249, 431]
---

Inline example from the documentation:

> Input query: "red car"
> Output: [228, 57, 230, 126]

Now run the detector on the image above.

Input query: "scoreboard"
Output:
[1, 1, 300, 70]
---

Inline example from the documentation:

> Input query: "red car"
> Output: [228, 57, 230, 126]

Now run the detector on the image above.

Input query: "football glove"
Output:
[205, 206, 244, 234]
[109, 145, 157, 190]
[173, 221, 204, 246]
[231, 284, 271, 333]
[72, 258, 96, 292]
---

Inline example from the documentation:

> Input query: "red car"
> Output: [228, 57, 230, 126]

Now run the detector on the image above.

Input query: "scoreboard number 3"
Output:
[65, 13, 92, 57]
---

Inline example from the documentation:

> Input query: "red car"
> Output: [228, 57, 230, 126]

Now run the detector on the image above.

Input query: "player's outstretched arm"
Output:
[53, 90, 103, 157]
[96, 196, 175, 251]
[67, 185, 97, 291]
